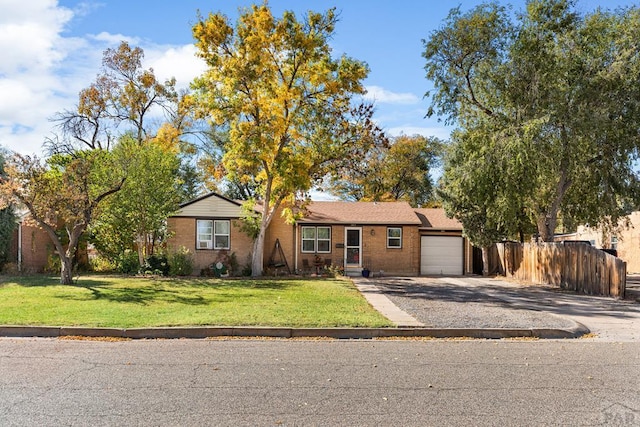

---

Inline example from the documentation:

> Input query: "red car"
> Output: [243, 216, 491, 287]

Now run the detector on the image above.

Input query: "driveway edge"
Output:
[0, 324, 589, 340]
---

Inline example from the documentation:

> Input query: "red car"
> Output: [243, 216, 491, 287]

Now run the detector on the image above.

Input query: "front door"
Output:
[345, 227, 362, 269]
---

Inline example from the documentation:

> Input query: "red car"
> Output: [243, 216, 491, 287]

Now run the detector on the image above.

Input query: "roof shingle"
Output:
[414, 208, 462, 230]
[300, 201, 422, 225]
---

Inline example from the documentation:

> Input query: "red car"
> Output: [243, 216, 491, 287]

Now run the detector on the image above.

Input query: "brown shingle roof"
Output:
[414, 208, 462, 230]
[300, 201, 422, 225]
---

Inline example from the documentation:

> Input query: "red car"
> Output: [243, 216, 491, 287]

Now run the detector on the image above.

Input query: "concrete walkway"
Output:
[351, 280, 424, 327]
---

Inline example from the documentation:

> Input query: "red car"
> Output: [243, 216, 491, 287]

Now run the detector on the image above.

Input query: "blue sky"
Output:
[1, 0, 636, 155]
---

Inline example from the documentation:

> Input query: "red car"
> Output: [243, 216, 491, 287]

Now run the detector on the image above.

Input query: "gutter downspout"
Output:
[294, 223, 298, 273]
[17, 220, 22, 272]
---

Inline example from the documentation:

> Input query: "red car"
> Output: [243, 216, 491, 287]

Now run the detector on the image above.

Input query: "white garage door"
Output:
[421, 236, 463, 275]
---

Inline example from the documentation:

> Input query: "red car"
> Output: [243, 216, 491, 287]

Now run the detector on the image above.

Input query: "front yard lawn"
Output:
[0, 275, 392, 328]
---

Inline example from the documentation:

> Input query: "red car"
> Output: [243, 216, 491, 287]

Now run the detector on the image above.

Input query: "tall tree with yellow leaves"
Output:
[192, 4, 386, 276]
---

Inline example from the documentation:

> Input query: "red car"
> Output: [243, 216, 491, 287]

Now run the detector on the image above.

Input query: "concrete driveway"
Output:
[359, 275, 640, 342]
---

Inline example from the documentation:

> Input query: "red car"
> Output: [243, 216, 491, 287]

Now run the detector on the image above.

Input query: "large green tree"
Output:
[425, 0, 640, 242]
[330, 134, 442, 207]
[90, 135, 183, 268]
[439, 123, 535, 274]
[192, 4, 386, 276]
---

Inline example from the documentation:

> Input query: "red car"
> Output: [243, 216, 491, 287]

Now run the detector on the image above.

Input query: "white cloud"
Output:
[0, 0, 81, 154]
[364, 85, 420, 105]
[90, 31, 138, 45]
[0, 0, 73, 75]
[387, 126, 452, 141]
[145, 44, 206, 90]
[0, 1, 205, 155]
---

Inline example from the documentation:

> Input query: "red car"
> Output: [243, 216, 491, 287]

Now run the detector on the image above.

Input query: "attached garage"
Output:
[420, 235, 464, 275]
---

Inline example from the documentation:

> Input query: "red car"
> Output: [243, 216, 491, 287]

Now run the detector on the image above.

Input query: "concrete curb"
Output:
[0, 323, 589, 340]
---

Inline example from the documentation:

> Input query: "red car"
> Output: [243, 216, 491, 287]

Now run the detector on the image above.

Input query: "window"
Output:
[387, 227, 402, 248]
[214, 220, 230, 249]
[197, 220, 230, 250]
[197, 220, 213, 249]
[301, 226, 331, 253]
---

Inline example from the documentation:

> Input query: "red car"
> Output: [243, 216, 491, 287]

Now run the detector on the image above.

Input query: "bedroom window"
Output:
[301, 226, 331, 253]
[197, 220, 230, 250]
[387, 227, 402, 248]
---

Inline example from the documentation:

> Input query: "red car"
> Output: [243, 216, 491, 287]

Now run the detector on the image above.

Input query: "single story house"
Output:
[558, 211, 640, 274]
[167, 192, 473, 276]
[5, 211, 90, 274]
[6, 211, 52, 273]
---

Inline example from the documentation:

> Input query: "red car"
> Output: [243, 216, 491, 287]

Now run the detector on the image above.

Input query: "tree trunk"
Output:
[59, 226, 83, 285]
[481, 246, 490, 276]
[536, 213, 558, 243]
[137, 234, 146, 270]
[60, 255, 74, 285]
[536, 146, 571, 242]
[36, 221, 78, 285]
[251, 227, 266, 277]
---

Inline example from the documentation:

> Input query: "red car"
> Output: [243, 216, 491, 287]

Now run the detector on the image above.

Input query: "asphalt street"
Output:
[1, 338, 639, 426]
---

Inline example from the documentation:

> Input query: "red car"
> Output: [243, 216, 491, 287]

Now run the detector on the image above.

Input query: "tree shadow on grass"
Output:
[155, 277, 298, 291]
[69, 277, 299, 305]
[1, 275, 120, 288]
[81, 286, 209, 306]
[6, 274, 309, 305]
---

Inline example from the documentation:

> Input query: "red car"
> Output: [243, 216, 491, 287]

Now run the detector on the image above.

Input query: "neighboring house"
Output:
[7, 212, 52, 273]
[559, 211, 640, 273]
[6, 211, 89, 273]
[167, 192, 473, 276]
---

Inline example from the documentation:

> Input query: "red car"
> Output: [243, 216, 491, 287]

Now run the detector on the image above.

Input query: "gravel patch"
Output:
[373, 278, 577, 329]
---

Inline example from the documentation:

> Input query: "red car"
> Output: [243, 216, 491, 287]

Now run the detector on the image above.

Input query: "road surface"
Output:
[1, 338, 639, 426]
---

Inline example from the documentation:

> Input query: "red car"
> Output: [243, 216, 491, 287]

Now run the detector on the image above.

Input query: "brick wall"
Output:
[361, 225, 419, 275]
[19, 223, 51, 273]
[264, 209, 295, 273]
[167, 217, 255, 274]
[296, 225, 420, 276]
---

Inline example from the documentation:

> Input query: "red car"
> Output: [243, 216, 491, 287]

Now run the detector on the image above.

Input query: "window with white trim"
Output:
[387, 227, 402, 248]
[301, 226, 331, 253]
[214, 220, 230, 249]
[197, 219, 230, 250]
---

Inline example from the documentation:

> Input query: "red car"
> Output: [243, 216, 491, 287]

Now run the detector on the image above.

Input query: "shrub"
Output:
[89, 255, 116, 273]
[116, 250, 139, 274]
[229, 252, 240, 275]
[169, 247, 194, 276]
[44, 252, 61, 274]
[144, 254, 169, 276]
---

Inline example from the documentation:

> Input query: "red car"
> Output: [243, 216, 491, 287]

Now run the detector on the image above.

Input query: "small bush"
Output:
[44, 252, 61, 274]
[116, 250, 139, 274]
[241, 263, 252, 277]
[169, 247, 194, 276]
[89, 255, 116, 273]
[144, 254, 169, 276]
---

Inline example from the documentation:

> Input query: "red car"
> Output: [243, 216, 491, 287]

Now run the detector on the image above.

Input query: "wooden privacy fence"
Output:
[494, 242, 626, 298]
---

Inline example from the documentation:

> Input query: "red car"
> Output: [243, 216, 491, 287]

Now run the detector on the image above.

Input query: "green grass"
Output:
[0, 275, 393, 328]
